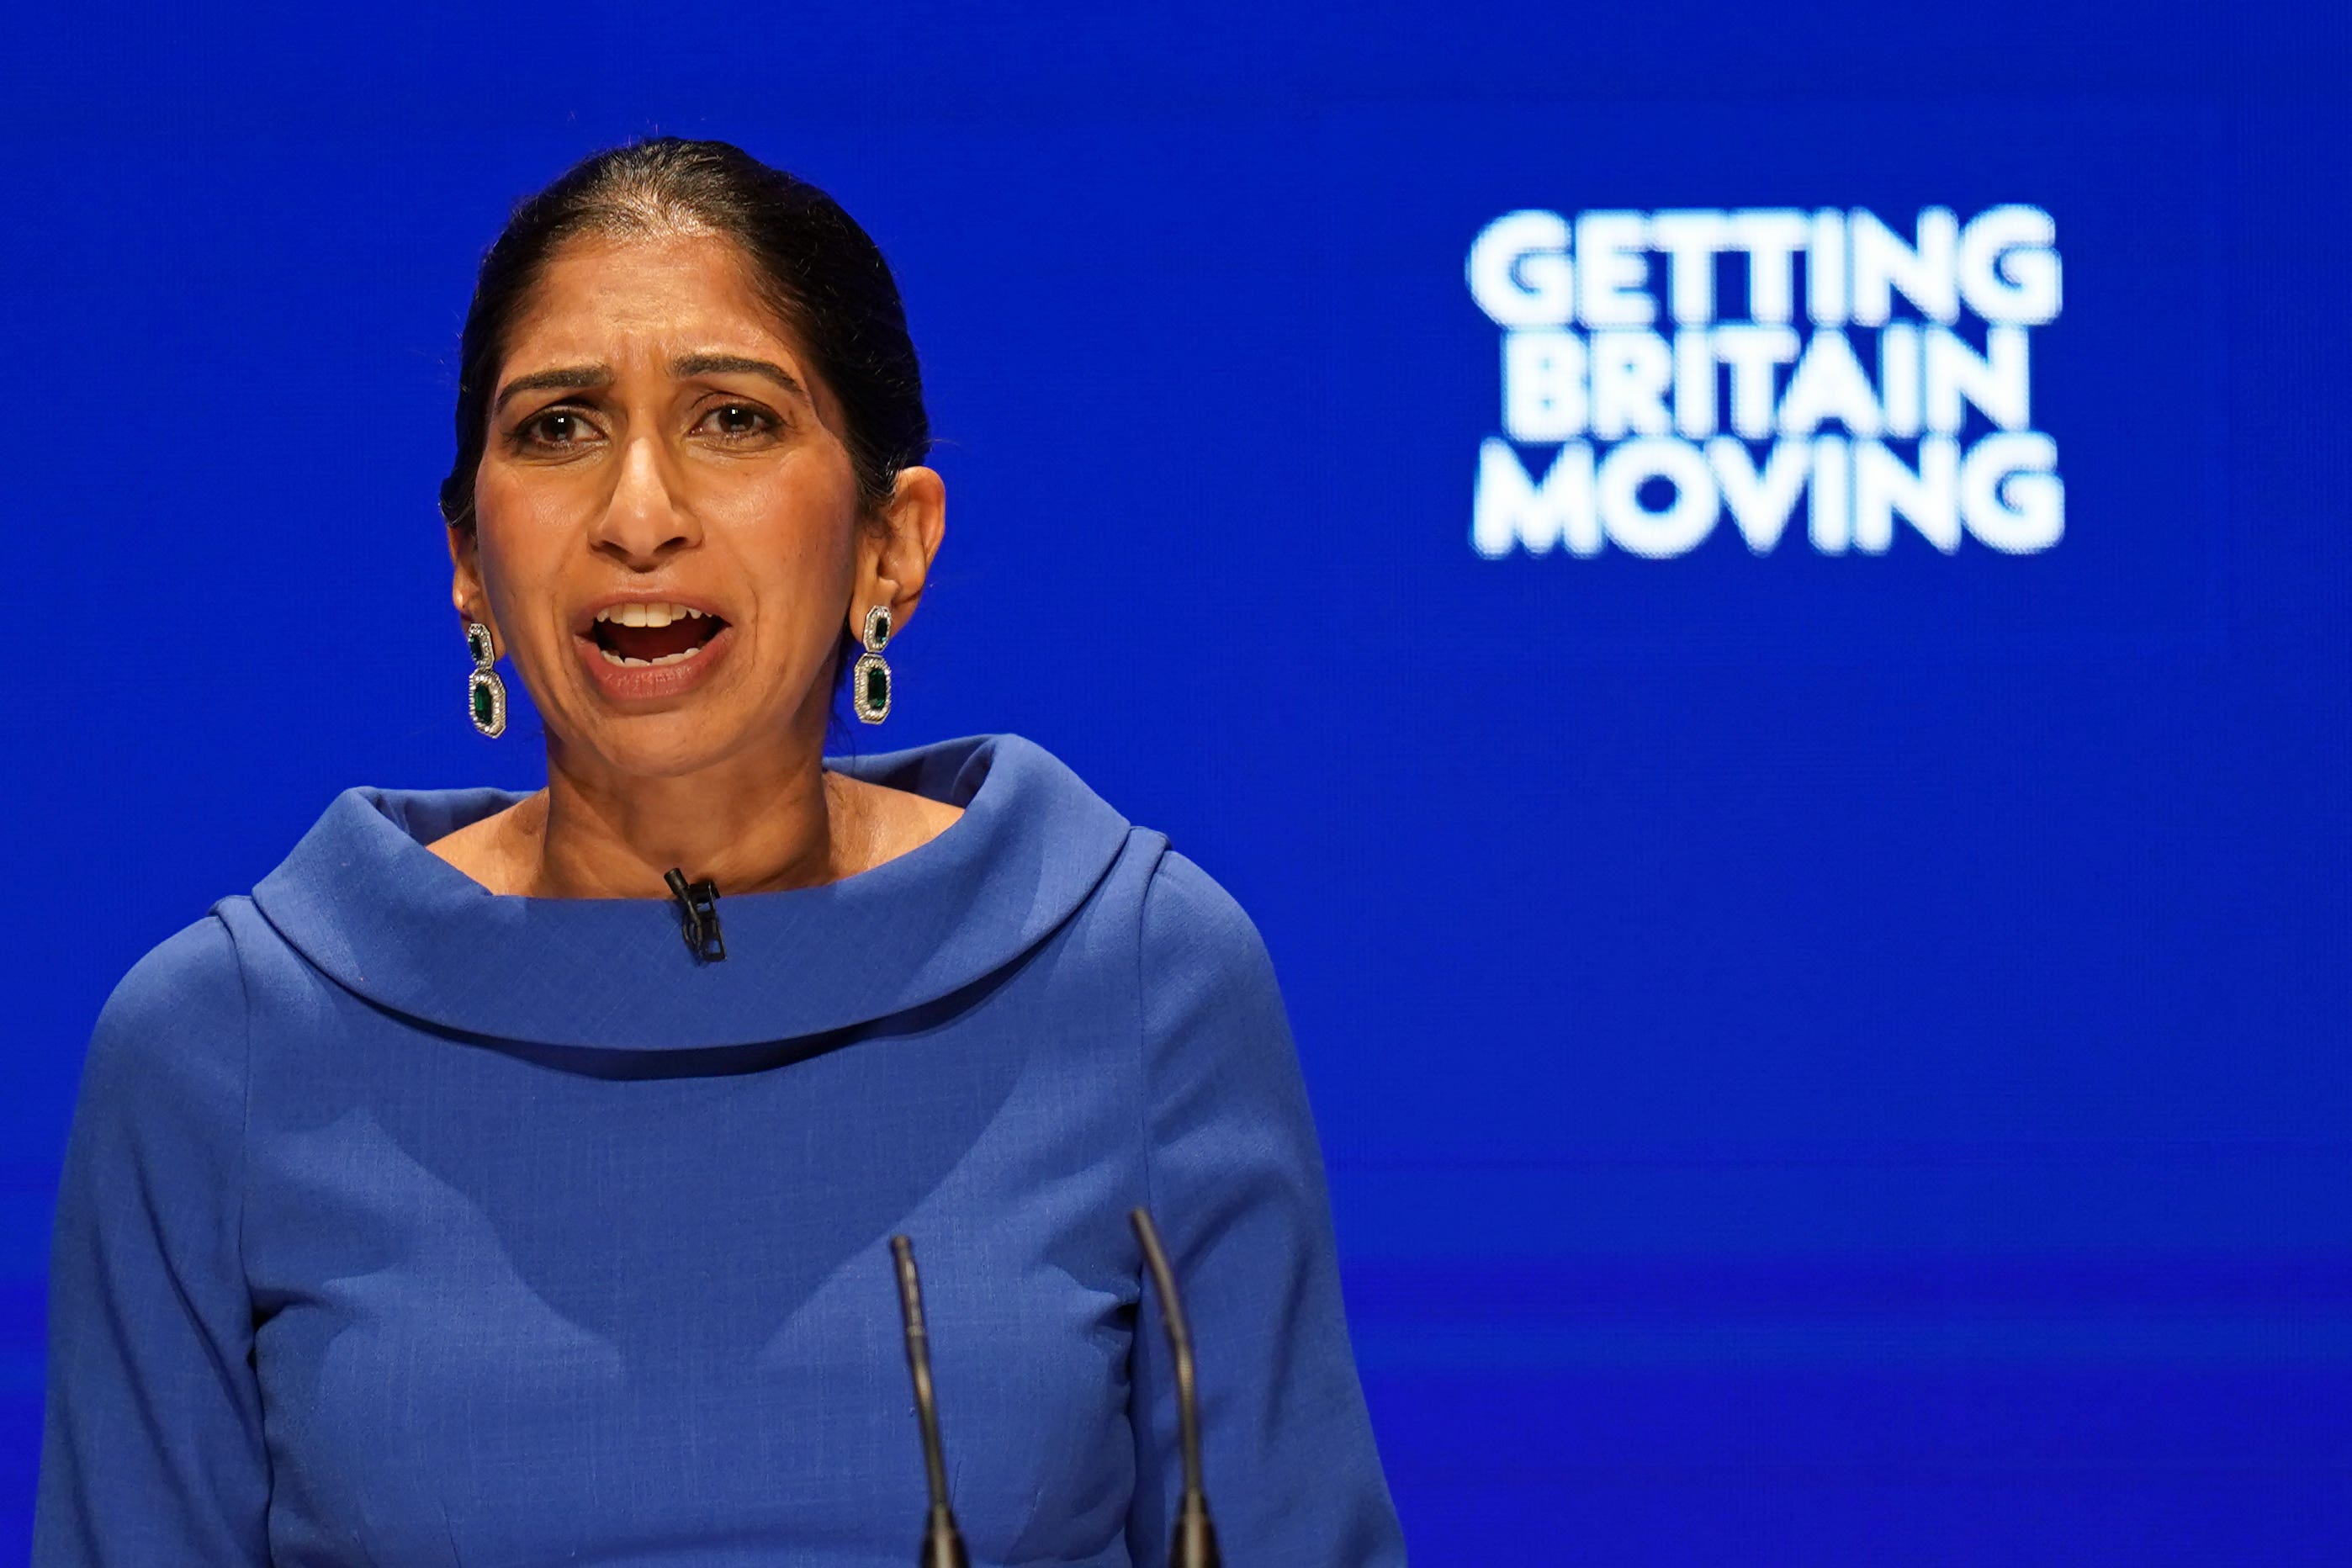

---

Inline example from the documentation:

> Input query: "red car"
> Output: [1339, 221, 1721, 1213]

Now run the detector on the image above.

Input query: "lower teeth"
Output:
[599, 644, 706, 669]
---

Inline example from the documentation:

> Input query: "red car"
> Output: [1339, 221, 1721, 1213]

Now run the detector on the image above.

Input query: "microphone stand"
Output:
[1131, 1208, 1222, 1568]
[890, 1236, 970, 1568]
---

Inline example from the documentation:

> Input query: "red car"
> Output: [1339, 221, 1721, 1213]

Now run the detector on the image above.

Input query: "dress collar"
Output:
[249, 733, 1131, 1050]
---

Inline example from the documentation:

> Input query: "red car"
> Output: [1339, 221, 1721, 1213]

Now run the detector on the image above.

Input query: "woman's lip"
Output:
[572, 622, 734, 702]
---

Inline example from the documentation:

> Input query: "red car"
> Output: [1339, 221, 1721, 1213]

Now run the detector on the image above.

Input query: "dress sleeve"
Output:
[1126, 850, 1407, 1566]
[34, 914, 272, 1565]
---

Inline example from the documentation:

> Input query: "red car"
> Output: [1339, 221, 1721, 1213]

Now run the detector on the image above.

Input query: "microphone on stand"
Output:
[888, 1235, 970, 1568]
[1130, 1208, 1221, 1568]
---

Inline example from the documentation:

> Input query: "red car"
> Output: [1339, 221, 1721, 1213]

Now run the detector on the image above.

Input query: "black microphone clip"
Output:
[663, 867, 725, 962]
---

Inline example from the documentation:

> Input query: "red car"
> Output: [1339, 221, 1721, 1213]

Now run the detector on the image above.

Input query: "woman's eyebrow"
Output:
[672, 352, 808, 403]
[493, 364, 610, 413]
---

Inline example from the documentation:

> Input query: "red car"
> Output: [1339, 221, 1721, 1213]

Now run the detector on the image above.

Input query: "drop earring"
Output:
[851, 604, 893, 724]
[465, 620, 507, 739]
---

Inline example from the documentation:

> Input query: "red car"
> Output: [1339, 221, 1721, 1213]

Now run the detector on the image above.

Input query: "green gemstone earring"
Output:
[851, 604, 893, 724]
[465, 620, 507, 739]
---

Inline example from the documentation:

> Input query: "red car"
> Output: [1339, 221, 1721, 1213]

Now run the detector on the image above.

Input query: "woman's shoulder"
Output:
[103, 914, 246, 1036]
[1131, 842, 1290, 1039]
[954, 729, 1279, 991]
[78, 913, 252, 1136]
[1126, 841, 1318, 1147]
[1137, 845, 1273, 969]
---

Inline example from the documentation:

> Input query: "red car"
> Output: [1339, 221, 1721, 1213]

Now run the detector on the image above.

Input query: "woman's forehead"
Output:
[495, 229, 846, 432]
[505, 230, 804, 366]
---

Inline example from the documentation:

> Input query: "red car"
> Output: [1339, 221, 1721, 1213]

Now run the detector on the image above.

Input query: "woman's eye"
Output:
[520, 410, 596, 448]
[700, 403, 777, 440]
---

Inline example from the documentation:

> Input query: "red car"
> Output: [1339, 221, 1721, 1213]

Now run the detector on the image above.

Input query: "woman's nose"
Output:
[591, 435, 700, 564]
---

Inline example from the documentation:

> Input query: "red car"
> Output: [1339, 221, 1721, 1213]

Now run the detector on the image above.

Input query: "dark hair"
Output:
[440, 139, 930, 738]
[439, 137, 930, 532]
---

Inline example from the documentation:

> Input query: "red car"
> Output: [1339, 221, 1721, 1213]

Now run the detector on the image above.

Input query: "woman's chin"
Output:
[557, 703, 813, 785]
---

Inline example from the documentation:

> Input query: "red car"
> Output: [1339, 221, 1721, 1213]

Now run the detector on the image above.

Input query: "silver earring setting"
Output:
[465, 620, 507, 738]
[852, 605, 893, 724]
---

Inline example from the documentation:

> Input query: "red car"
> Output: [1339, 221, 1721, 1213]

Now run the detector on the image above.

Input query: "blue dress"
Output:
[34, 733, 1405, 1566]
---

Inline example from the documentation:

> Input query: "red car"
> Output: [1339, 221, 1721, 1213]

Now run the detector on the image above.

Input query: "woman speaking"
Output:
[34, 139, 1405, 1565]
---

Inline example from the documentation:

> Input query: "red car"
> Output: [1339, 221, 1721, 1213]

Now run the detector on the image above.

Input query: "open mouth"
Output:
[587, 601, 728, 667]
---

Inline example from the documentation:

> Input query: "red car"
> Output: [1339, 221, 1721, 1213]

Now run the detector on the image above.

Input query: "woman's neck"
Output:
[524, 734, 866, 900]
[428, 724, 964, 901]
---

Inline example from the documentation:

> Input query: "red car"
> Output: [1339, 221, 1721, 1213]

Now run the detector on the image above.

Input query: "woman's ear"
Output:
[850, 466, 947, 632]
[447, 523, 497, 644]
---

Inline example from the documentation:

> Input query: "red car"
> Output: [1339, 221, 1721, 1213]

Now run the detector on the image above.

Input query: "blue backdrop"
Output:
[6, 4, 2349, 1562]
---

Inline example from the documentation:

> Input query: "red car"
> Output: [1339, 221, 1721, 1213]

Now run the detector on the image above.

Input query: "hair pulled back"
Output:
[439, 138, 929, 532]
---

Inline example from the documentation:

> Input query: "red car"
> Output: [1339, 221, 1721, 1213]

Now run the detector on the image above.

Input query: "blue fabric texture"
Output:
[34, 733, 1405, 1566]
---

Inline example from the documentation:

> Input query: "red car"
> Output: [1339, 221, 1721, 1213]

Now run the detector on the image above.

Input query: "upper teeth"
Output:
[596, 602, 708, 628]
